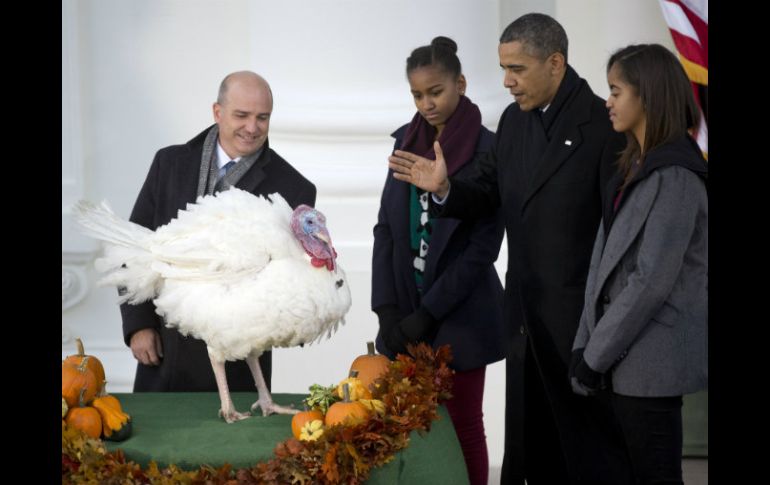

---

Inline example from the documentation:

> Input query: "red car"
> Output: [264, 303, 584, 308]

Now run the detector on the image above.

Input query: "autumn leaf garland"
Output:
[62, 343, 454, 484]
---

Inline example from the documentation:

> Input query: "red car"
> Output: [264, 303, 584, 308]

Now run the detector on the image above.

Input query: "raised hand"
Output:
[388, 141, 450, 198]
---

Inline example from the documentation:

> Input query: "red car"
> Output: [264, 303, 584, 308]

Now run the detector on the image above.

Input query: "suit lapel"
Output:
[522, 89, 591, 211]
[594, 174, 661, 294]
[182, 159, 202, 205]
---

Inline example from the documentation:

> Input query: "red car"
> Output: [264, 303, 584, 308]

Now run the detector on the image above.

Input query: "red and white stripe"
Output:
[659, 0, 708, 158]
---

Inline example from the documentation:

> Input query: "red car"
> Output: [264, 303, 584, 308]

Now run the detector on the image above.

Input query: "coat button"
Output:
[520, 325, 526, 336]
[602, 295, 610, 304]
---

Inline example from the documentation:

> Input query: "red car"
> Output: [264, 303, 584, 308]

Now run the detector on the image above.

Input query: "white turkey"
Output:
[72, 189, 351, 423]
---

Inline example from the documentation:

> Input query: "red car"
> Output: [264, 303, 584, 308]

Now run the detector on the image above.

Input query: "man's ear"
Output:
[549, 52, 566, 74]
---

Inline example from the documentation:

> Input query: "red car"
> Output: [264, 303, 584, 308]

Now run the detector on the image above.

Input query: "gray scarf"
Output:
[196, 125, 264, 197]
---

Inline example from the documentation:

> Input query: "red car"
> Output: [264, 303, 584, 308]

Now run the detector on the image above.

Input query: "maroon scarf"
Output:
[399, 95, 481, 176]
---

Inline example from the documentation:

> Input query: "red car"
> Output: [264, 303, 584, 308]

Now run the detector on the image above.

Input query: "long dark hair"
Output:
[608, 44, 700, 186]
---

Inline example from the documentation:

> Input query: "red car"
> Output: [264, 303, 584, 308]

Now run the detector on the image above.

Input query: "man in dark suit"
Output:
[389, 14, 631, 485]
[121, 71, 316, 395]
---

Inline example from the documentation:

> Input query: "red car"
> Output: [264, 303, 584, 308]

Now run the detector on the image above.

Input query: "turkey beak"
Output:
[314, 229, 337, 272]
[315, 230, 331, 245]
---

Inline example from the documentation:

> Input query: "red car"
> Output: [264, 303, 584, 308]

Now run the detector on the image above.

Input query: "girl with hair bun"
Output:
[371, 36, 506, 485]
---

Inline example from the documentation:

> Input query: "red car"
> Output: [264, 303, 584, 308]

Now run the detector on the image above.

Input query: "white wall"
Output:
[62, 0, 677, 475]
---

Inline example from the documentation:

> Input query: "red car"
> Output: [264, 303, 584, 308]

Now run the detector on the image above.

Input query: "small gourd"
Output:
[302, 383, 340, 415]
[298, 419, 324, 442]
[104, 421, 133, 442]
[358, 398, 386, 417]
[336, 370, 371, 401]
[92, 395, 132, 441]
[291, 405, 325, 439]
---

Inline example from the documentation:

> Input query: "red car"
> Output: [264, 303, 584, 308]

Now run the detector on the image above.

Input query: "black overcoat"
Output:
[437, 68, 627, 483]
[372, 125, 506, 371]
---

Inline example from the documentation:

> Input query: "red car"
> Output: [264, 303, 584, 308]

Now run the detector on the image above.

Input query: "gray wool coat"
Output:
[573, 165, 708, 397]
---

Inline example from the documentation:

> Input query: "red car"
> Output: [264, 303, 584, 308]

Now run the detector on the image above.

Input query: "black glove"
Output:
[383, 322, 411, 357]
[572, 350, 603, 393]
[568, 348, 583, 380]
[382, 306, 439, 357]
[569, 348, 594, 396]
[398, 306, 440, 343]
[375, 305, 402, 336]
[374, 305, 407, 356]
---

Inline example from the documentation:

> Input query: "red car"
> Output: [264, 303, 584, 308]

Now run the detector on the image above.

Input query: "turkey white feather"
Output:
[73, 189, 351, 422]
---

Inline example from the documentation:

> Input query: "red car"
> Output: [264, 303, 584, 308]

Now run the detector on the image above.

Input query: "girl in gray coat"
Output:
[569, 44, 707, 485]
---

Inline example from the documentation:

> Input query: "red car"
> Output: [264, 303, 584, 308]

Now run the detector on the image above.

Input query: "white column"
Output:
[251, 0, 510, 199]
[62, 0, 99, 343]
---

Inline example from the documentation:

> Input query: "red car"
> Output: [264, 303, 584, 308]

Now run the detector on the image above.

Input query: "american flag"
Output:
[659, 0, 708, 159]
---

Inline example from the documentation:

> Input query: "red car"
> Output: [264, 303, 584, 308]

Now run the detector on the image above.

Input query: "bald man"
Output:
[121, 71, 316, 394]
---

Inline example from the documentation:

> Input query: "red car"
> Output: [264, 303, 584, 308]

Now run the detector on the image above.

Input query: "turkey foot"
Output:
[250, 398, 298, 416]
[218, 407, 252, 423]
[245, 352, 299, 417]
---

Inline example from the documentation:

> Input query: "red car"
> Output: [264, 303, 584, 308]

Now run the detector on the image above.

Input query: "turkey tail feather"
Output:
[71, 200, 160, 304]
[72, 200, 152, 247]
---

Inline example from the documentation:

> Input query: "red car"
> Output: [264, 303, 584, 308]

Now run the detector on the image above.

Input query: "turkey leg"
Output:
[208, 353, 251, 423]
[246, 352, 298, 416]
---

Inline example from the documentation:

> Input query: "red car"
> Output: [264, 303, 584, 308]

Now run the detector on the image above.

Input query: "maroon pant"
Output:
[444, 366, 489, 485]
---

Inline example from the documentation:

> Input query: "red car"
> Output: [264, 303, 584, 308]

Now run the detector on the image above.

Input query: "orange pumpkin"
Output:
[349, 341, 390, 390]
[62, 356, 99, 408]
[291, 407, 324, 439]
[325, 383, 370, 427]
[63, 338, 106, 396]
[66, 406, 102, 439]
[64, 388, 103, 439]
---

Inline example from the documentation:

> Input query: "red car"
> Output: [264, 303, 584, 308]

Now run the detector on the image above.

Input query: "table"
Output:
[104, 392, 469, 484]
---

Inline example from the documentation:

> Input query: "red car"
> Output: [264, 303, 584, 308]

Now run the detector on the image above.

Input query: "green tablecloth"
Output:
[105, 393, 469, 484]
